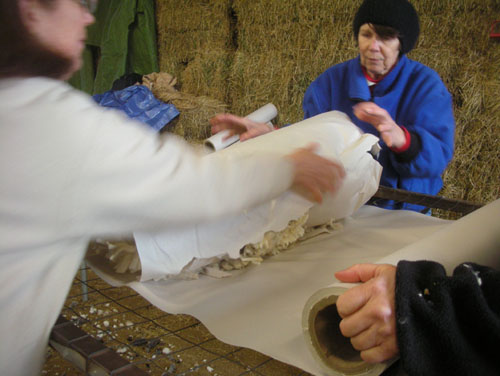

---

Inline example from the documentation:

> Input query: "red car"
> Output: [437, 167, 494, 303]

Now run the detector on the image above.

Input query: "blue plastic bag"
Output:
[93, 85, 179, 132]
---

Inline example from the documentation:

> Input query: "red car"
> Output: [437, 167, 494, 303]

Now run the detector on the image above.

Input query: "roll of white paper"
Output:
[204, 103, 278, 152]
[302, 283, 390, 376]
[245, 103, 278, 124]
[301, 198, 500, 376]
[204, 130, 239, 152]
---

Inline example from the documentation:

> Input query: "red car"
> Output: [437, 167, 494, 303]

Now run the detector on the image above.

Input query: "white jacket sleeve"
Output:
[58, 85, 294, 236]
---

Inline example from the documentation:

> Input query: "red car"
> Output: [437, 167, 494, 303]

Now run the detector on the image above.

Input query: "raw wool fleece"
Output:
[99, 214, 343, 279]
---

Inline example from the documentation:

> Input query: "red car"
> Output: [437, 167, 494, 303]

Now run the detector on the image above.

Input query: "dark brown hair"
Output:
[371, 24, 400, 41]
[0, 0, 72, 79]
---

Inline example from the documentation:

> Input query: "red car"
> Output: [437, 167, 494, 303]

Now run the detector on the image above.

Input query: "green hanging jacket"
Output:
[69, 0, 158, 95]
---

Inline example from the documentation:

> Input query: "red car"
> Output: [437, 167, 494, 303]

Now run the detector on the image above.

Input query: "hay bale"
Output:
[155, 0, 231, 99]
[408, 0, 500, 207]
[229, 0, 359, 123]
[181, 49, 232, 103]
[228, 51, 302, 123]
[232, 0, 358, 55]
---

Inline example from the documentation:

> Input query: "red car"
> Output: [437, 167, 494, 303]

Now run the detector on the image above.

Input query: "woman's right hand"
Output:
[210, 113, 274, 141]
[286, 143, 346, 203]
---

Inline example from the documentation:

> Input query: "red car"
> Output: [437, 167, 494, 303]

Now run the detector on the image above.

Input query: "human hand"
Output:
[286, 143, 345, 203]
[334, 263, 399, 363]
[353, 102, 406, 149]
[210, 113, 274, 142]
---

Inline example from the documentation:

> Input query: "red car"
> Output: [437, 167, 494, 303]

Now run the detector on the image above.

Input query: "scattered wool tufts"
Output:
[105, 241, 141, 274]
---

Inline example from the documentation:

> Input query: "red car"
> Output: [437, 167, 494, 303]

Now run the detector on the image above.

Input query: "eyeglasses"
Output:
[77, 0, 98, 14]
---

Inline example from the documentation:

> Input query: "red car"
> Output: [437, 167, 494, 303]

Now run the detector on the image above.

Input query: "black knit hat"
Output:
[353, 0, 420, 54]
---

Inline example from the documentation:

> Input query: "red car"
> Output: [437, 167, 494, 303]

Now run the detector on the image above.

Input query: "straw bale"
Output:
[167, 95, 226, 143]
[157, 0, 230, 31]
[158, 29, 228, 66]
[233, 0, 358, 54]
[229, 51, 301, 123]
[229, 0, 359, 123]
[181, 49, 232, 103]
[156, 0, 231, 90]
[154, 1, 232, 141]
[408, 0, 500, 206]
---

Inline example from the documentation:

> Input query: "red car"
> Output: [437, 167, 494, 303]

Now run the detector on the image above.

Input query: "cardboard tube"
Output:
[204, 103, 278, 152]
[302, 283, 389, 376]
[245, 103, 278, 124]
[204, 130, 239, 152]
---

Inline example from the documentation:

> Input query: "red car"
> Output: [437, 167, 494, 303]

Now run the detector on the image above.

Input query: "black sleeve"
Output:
[395, 260, 500, 376]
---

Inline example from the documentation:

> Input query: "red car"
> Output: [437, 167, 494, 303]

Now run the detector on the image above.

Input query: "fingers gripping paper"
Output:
[302, 199, 500, 376]
[134, 111, 382, 281]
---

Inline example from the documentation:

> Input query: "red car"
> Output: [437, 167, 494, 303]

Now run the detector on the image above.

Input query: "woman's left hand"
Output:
[335, 263, 399, 363]
[353, 102, 406, 149]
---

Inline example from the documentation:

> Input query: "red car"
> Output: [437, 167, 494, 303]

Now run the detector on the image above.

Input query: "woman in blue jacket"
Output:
[212, 0, 455, 212]
[303, 0, 454, 212]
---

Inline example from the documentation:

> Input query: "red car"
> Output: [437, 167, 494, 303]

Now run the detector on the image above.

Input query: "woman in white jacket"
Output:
[0, 1, 345, 374]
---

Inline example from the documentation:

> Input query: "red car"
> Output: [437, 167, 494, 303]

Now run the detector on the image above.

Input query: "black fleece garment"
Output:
[395, 260, 500, 376]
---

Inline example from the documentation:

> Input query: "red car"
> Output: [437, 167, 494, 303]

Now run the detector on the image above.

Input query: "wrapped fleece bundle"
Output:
[93, 111, 382, 281]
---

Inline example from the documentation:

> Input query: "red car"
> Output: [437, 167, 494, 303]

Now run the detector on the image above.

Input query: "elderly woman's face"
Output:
[22, 0, 94, 78]
[358, 24, 400, 80]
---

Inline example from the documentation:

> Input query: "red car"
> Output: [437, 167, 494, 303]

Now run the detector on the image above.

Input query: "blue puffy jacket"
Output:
[303, 55, 455, 212]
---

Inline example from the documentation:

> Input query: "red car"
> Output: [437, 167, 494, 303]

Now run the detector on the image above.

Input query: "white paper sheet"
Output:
[89, 204, 488, 376]
[134, 111, 382, 281]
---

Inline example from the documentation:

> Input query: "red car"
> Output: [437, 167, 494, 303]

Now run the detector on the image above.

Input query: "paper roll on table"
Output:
[302, 198, 500, 376]
[87, 203, 497, 376]
[303, 284, 389, 376]
[204, 103, 278, 151]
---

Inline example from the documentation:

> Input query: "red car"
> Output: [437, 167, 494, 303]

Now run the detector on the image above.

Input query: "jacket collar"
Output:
[348, 55, 408, 101]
